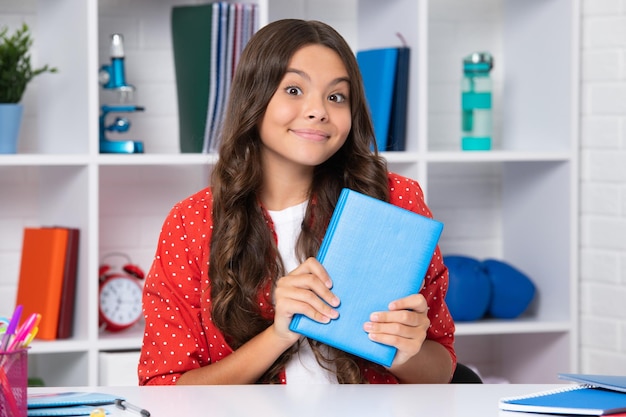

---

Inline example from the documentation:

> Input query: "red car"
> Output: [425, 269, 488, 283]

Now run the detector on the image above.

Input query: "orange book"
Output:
[15, 227, 69, 340]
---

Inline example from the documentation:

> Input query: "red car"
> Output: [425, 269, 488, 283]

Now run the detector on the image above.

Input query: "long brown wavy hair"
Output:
[209, 19, 390, 383]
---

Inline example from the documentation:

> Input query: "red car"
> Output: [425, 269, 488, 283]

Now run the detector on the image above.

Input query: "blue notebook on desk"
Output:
[289, 188, 443, 367]
[28, 392, 119, 416]
[500, 374, 626, 415]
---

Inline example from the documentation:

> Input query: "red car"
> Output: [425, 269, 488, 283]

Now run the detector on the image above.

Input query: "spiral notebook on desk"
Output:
[499, 374, 626, 415]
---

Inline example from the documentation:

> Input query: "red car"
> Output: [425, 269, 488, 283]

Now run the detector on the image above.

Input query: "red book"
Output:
[57, 228, 79, 339]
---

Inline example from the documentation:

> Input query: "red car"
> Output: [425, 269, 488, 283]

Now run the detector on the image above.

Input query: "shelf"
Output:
[0, 155, 91, 166]
[455, 318, 572, 336]
[0, 150, 572, 168]
[0, 0, 579, 385]
[27, 338, 92, 354]
[97, 325, 144, 351]
[97, 153, 219, 166]
[424, 150, 573, 163]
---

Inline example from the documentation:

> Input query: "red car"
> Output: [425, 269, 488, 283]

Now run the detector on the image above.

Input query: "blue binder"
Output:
[357, 47, 410, 152]
[357, 48, 398, 152]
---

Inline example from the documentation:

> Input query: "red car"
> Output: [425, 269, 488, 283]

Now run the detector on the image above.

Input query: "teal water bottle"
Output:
[462, 52, 493, 151]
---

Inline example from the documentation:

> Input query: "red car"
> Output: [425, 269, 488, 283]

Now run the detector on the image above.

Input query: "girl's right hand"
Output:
[271, 257, 340, 343]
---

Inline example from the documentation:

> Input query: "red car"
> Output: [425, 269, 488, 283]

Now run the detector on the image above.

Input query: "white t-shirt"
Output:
[267, 202, 338, 384]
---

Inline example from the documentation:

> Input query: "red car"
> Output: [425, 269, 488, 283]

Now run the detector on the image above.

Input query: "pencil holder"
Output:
[0, 348, 28, 417]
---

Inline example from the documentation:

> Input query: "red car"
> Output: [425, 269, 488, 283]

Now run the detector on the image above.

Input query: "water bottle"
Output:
[461, 52, 493, 151]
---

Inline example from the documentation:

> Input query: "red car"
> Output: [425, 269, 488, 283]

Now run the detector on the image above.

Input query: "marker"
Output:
[23, 326, 39, 347]
[115, 399, 151, 417]
[1, 305, 23, 351]
[8, 313, 40, 351]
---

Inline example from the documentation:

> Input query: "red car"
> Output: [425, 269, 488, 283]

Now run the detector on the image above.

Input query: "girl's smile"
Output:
[289, 128, 331, 142]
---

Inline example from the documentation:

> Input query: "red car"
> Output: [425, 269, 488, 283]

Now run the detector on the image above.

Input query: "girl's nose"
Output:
[305, 96, 328, 122]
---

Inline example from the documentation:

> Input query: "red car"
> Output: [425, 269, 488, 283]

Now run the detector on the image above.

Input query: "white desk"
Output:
[29, 384, 568, 417]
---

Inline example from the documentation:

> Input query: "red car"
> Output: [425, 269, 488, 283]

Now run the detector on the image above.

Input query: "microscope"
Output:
[99, 34, 144, 153]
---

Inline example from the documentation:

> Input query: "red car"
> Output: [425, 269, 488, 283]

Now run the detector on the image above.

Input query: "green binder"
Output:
[171, 5, 213, 153]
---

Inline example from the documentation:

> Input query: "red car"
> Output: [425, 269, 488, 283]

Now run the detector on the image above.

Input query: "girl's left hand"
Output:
[363, 293, 429, 367]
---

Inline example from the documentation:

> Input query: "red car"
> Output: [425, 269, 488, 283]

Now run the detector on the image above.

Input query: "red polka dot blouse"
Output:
[138, 172, 456, 385]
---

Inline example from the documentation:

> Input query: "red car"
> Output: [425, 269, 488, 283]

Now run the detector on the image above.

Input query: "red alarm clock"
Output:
[98, 253, 145, 332]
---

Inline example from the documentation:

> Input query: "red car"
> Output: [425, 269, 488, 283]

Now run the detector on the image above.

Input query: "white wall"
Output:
[579, 0, 626, 374]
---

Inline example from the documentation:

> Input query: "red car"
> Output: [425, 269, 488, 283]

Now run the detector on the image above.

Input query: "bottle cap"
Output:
[463, 52, 493, 73]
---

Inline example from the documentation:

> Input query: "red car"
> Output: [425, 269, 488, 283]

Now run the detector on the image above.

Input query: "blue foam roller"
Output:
[444, 255, 491, 321]
[482, 259, 536, 319]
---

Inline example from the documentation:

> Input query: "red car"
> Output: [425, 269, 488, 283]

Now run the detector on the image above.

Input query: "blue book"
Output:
[500, 374, 626, 415]
[28, 392, 118, 408]
[559, 373, 626, 393]
[357, 48, 399, 152]
[289, 189, 443, 367]
[387, 47, 410, 151]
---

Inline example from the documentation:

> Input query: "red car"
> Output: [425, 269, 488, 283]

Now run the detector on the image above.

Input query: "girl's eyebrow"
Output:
[285, 68, 351, 86]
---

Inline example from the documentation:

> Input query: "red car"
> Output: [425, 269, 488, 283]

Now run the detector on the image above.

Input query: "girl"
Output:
[138, 19, 455, 385]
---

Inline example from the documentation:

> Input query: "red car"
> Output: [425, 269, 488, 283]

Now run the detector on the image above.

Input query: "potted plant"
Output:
[0, 23, 57, 153]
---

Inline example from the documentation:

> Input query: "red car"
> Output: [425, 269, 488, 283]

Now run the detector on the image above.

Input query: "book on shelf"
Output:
[356, 46, 410, 152]
[387, 46, 410, 152]
[15, 227, 80, 341]
[171, 1, 259, 154]
[499, 373, 626, 415]
[289, 188, 443, 367]
[171, 4, 214, 153]
[56, 228, 79, 339]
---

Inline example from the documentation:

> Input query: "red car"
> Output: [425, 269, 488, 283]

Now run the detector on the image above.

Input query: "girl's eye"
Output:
[329, 93, 347, 103]
[285, 86, 302, 96]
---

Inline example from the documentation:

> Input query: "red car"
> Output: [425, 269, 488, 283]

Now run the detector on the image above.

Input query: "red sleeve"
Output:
[138, 188, 233, 385]
[387, 173, 457, 374]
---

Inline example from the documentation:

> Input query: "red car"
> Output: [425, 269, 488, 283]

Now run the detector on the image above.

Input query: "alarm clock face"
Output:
[99, 276, 143, 330]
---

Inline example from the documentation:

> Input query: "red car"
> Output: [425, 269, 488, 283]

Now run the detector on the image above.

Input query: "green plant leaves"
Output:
[0, 23, 57, 103]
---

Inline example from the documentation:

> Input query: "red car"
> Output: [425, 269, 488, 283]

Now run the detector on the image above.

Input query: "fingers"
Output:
[363, 294, 429, 365]
[273, 257, 340, 324]
[388, 293, 428, 313]
[274, 275, 339, 323]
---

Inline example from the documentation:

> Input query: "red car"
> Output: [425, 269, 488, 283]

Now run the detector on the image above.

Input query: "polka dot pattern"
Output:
[138, 173, 455, 385]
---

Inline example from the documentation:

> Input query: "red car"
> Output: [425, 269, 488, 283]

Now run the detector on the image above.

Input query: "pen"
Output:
[115, 399, 151, 417]
[8, 312, 40, 351]
[23, 326, 39, 348]
[1, 305, 23, 351]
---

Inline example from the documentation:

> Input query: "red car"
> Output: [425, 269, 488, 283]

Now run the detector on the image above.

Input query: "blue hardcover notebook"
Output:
[28, 392, 119, 416]
[499, 382, 626, 415]
[28, 405, 109, 417]
[288, 188, 444, 367]
[559, 373, 626, 393]
[357, 48, 399, 152]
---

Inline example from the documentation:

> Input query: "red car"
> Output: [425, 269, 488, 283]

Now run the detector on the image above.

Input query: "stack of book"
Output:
[15, 227, 79, 340]
[172, 2, 259, 154]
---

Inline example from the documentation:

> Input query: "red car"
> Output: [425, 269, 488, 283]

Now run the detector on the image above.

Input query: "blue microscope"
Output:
[99, 34, 145, 153]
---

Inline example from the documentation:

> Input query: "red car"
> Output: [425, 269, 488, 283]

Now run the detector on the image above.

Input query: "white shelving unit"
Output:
[0, 0, 578, 385]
